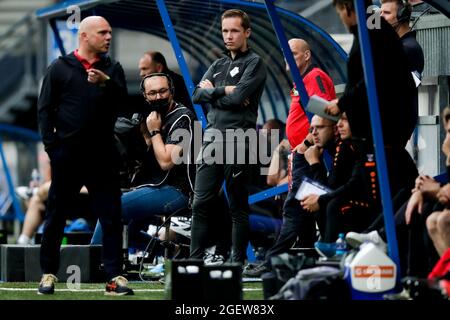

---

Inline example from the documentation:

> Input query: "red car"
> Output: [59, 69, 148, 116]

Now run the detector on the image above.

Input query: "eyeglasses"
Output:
[308, 125, 333, 133]
[146, 87, 170, 99]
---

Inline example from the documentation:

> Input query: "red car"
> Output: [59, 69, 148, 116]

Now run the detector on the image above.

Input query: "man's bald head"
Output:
[288, 38, 310, 53]
[78, 16, 109, 35]
[286, 38, 312, 74]
[78, 16, 112, 55]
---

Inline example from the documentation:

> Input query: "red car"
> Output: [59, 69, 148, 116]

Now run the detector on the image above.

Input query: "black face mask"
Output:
[145, 97, 171, 117]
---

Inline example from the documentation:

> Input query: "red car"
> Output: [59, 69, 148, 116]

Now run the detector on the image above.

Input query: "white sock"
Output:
[17, 234, 32, 245]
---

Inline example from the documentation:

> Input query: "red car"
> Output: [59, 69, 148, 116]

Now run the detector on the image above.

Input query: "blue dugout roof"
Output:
[36, 0, 348, 124]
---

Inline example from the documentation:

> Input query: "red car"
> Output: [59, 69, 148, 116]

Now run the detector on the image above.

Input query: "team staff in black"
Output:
[37, 16, 133, 296]
[380, 0, 424, 82]
[189, 9, 267, 263]
[301, 113, 377, 246]
[327, 0, 418, 198]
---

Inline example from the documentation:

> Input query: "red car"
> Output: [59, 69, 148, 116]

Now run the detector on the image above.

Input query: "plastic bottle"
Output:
[122, 225, 130, 272]
[26, 168, 41, 197]
[335, 233, 347, 256]
[30, 168, 41, 188]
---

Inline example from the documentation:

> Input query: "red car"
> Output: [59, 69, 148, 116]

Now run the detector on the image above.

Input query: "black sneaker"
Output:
[38, 274, 57, 295]
[242, 262, 268, 278]
[105, 276, 134, 296]
[204, 253, 226, 266]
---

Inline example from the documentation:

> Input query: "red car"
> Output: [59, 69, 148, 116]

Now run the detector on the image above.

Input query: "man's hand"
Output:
[304, 145, 322, 165]
[87, 68, 110, 84]
[442, 135, 450, 165]
[293, 136, 313, 155]
[405, 191, 424, 225]
[146, 111, 162, 132]
[412, 175, 440, 196]
[292, 143, 304, 154]
[300, 194, 320, 212]
[199, 79, 214, 89]
[437, 184, 450, 205]
[325, 99, 341, 116]
[223, 85, 249, 106]
[225, 85, 236, 95]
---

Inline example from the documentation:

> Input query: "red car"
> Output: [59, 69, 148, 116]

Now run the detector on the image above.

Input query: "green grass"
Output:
[0, 281, 263, 300]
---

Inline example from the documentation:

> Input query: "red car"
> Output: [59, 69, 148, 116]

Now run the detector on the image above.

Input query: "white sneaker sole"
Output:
[345, 236, 363, 249]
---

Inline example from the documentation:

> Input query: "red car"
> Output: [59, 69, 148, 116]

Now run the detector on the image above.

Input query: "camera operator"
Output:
[91, 73, 196, 250]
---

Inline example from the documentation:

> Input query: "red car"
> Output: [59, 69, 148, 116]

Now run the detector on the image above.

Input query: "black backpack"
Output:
[270, 266, 350, 300]
[114, 114, 147, 189]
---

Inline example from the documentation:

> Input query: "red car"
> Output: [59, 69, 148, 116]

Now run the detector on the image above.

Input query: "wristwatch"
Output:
[304, 139, 313, 148]
[149, 130, 161, 138]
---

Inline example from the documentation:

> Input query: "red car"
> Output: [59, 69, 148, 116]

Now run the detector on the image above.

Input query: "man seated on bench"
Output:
[91, 73, 195, 250]
[243, 115, 338, 277]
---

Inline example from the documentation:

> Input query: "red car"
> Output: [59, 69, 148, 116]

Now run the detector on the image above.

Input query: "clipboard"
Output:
[306, 95, 340, 122]
[295, 177, 332, 200]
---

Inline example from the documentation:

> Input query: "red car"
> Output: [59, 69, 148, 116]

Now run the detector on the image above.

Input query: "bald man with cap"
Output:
[37, 16, 133, 295]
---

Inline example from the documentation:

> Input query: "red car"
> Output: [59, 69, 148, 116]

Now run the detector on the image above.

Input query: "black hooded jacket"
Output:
[38, 52, 127, 149]
[192, 49, 266, 134]
[338, 19, 417, 148]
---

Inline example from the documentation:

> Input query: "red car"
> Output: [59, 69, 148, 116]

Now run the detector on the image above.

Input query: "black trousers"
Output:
[40, 139, 123, 281]
[190, 160, 251, 263]
[315, 197, 376, 243]
[264, 152, 317, 265]
[377, 198, 441, 277]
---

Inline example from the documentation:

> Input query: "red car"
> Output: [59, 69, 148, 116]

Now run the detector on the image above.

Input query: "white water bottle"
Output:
[335, 233, 347, 256]
[27, 168, 41, 197]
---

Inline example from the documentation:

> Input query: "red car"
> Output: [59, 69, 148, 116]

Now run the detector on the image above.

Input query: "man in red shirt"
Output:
[285, 38, 336, 151]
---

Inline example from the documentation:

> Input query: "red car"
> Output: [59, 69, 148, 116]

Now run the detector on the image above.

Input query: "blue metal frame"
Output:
[354, 0, 400, 278]
[0, 125, 41, 223]
[155, 0, 207, 129]
[264, 0, 311, 119]
[248, 183, 288, 205]
[49, 18, 67, 56]
[0, 124, 41, 142]
[0, 137, 25, 222]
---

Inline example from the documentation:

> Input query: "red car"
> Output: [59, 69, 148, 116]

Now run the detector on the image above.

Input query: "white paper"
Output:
[295, 178, 331, 200]
[411, 71, 421, 88]
[306, 95, 340, 122]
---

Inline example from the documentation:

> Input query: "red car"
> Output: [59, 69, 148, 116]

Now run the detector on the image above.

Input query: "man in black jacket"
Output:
[380, 0, 424, 82]
[327, 0, 418, 198]
[189, 9, 267, 264]
[37, 16, 133, 296]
